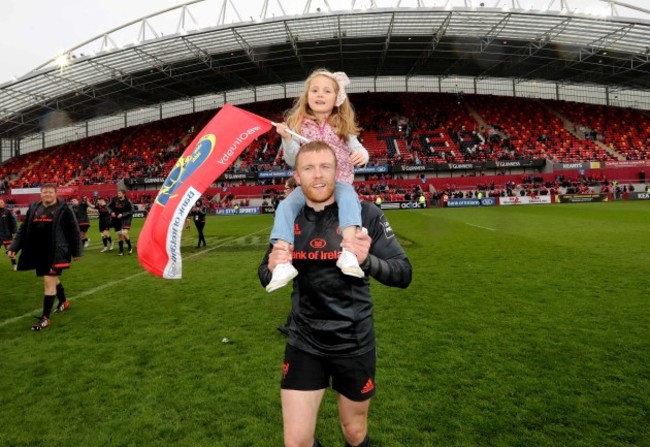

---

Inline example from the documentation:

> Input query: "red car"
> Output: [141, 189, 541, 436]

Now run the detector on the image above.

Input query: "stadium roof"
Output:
[1, 0, 650, 140]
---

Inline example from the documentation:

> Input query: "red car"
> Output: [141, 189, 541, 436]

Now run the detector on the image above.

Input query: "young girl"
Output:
[266, 69, 369, 293]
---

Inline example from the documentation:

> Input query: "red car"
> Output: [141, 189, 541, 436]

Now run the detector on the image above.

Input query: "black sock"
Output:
[56, 283, 66, 304]
[126, 239, 132, 250]
[345, 435, 370, 447]
[102, 236, 108, 247]
[313, 439, 323, 447]
[108, 236, 112, 244]
[119, 241, 124, 252]
[83, 238, 88, 244]
[10, 258, 16, 266]
[43, 295, 56, 318]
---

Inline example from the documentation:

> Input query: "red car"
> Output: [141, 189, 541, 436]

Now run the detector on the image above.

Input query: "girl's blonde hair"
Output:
[284, 68, 360, 141]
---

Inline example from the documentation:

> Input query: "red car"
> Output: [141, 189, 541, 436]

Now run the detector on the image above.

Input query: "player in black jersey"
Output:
[8, 184, 82, 331]
[70, 196, 91, 248]
[188, 199, 207, 248]
[93, 197, 113, 252]
[109, 190, 134, 256]
[259, 142, 412, 447]
[0, 198, 18, 271]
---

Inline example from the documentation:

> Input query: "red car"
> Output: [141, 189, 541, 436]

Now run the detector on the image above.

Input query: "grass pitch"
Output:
[0, 202, 648, 447]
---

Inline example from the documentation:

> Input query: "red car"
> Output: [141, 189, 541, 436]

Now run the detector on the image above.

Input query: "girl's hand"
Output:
[275, 122, 292, 141]
[350, 151, 367, 166]
[340, 228, 371, 264]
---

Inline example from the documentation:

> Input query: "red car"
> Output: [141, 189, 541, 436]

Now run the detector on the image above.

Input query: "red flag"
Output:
[137, 103, 272, 279]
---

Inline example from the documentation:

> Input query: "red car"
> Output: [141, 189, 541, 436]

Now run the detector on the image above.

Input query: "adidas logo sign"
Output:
[361, 378, 374, 394]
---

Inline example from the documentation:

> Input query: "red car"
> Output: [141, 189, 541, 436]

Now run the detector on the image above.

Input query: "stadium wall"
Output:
[2, 167, 647, 208]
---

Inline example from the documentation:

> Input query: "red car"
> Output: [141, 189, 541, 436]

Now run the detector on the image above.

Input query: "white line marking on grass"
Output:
[465, 223, 497, 231]
[0, 229, 270, 328]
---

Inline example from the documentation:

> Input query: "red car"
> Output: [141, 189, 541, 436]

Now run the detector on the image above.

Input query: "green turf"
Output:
[1, 202, 648, 446]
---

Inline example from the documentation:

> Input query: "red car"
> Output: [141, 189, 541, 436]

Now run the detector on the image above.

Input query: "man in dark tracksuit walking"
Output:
[0, 198, 17, 271]
[109, 190, 134, 256]
[189, 199, 208, 248]
[8, 184, 82, 331]
[70, 196, 91, 248]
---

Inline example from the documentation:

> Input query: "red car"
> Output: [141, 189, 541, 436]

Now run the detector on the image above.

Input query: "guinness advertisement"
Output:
[486, 159, 545, 169]
[124, 156, 548, 185]
[390, 159, 544, 174]
[222, 172, 255, 181]
[391, 164, 435, 174]
[123, 177, 166, 186]
[439, 162, 480, 171]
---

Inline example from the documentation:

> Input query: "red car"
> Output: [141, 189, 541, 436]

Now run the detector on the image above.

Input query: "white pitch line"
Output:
[0, 229, 270, 328]
[465, 223, 497, 231]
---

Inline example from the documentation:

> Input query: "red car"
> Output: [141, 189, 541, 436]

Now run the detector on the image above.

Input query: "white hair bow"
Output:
[332, 72, 350, 107]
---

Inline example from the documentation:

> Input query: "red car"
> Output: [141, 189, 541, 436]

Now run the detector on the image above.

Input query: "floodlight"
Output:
[55, 54, 70, 68]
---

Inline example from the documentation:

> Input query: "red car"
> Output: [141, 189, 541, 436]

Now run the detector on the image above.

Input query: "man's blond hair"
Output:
[294, 141, 338, 169]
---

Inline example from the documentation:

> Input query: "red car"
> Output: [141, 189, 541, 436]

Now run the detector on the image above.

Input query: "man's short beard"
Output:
[303, 184, 335, 204]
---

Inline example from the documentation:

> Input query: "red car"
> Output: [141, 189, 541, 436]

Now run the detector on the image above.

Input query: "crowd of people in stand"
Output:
[1, 93, 649, 195]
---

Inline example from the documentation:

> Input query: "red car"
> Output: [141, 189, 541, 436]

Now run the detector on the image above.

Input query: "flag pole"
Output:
[270, 121, 311, 144]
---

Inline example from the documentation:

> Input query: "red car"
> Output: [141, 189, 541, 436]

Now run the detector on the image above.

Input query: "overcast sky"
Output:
[0, 0, 647, 84]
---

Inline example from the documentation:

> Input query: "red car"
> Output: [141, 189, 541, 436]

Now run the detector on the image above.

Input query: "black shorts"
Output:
[111, 219, 122, 232]
[99, 222, 111, 232]
[281, 344, 376, 402]
[36, 265, 63, 277]
[79, 222, 91, 232]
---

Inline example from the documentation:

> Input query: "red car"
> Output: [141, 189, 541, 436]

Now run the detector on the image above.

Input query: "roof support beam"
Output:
[477, 17, 572, 79]
[480, 14, 512, 53]
[231, 28, 285, 85]
[283, 20, 308, 74]
[374, 13, 396, 77]
[405, 12, 452, 79]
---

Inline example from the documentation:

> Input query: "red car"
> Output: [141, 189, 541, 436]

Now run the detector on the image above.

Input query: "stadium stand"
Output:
[1, 93, 649, 208]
